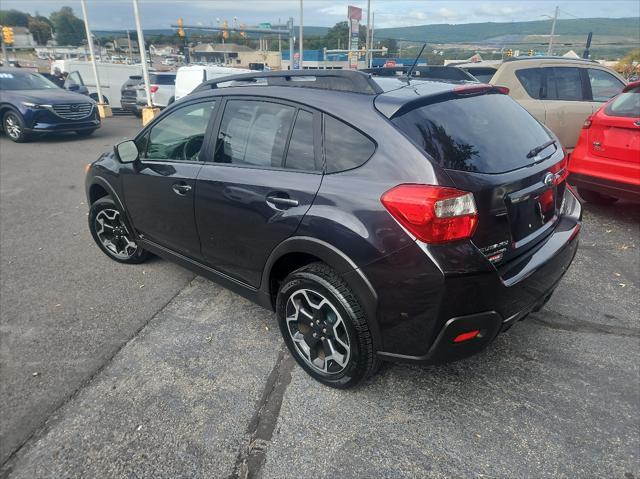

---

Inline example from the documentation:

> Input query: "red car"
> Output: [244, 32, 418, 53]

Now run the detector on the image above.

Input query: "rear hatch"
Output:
[389, 86, 568, 265]
[589, 85, 640, 164]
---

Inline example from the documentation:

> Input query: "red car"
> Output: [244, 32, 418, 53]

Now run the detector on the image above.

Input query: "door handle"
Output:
[172, 183, 192, 196]
[266, 194, 299, 209]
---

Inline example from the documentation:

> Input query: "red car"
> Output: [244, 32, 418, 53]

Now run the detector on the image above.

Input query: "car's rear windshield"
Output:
[0, 71, 58, 90]
[392, 93, 553, 174]
[150, 74, 176, 85]
[604, 86, 639, 118]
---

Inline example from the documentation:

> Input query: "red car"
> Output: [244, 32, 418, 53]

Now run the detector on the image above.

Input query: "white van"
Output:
[175, 65, 253, 100]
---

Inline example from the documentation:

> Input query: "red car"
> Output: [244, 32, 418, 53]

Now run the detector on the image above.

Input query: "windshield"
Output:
[605, 86, 640, 118]
[0, 71, 59, 90]
[392, 93, 553, 174]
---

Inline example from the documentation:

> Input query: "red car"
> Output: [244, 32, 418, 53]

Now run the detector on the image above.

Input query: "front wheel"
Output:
[578, 187, 618, 205]
[3, 111, 29, 143]
[276, 263, 380, 389]
[88, 197, 149, 264]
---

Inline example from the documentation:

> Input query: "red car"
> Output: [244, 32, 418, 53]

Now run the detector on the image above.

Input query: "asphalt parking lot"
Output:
[1, 117, 638, 478]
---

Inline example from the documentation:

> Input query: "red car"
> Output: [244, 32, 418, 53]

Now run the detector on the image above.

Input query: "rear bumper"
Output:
[364, 188, 582, 364]
[569, 172, 640, 201]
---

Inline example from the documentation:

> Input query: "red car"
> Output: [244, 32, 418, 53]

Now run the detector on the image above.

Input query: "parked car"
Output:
[490, 57, 626, 149]
[362, 66, 478, 82]
[0, 68, 100, 142]
[569, 81, 640, 204]
[174, 65, 252, 100]
[120, 75, 143, 116]
[85, 70, 581, 388]
[135, 72, 176, 110]
[451, 60, 500, 83]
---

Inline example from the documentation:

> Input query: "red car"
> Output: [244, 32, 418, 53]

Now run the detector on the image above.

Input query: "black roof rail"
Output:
[362, 66, 477, 82]
[192, 69, 384, 95]
[503, 56, 599, 64]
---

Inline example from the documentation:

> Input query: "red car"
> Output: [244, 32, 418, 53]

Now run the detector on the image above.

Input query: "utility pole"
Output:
[288, 17, 294, 71]
[80, 0, 111, 117]
[278, 17, 282, 55]
[365, 0, 371, 68]
[547, 5, 558, 55]
[370, 11, 375, 68]
[132, 0, 156, 124]
[299, 0, 304, 69]
[126, 29, 133, 63]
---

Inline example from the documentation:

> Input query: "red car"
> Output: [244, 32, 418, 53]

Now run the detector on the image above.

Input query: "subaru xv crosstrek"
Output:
[85, 70, 582, 388]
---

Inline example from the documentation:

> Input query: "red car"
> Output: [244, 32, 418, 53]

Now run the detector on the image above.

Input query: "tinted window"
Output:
[150, 74, 176, 85]
[605, 87, 640, 118]
[392, 93, 553, 174]
[215, 100, 295, 168]
[145, 101, 216, 161]
[547, 67, 583, 101]
[284, 110, 317, 171]
[0, 71, 58, 90]
[515, 68, 543, 99]
[324, 115, 375, 173]
[588, 68, 624, 102]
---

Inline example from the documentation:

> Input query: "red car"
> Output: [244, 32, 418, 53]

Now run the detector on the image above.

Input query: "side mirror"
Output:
[67, 83, 80, 91]
[115, 140, 140, 163]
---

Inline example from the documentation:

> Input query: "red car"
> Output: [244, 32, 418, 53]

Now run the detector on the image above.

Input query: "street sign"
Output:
[259, 22, 271, 29]
[348, 5, 362, 70]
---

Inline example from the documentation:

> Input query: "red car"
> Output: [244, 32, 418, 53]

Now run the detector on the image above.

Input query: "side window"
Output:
[547, 67, 583, 101]
[515, 68, 543, 99]
[588, 69, 624, 102]
[284, 110, 317, 171]
[145, 101, 216, 161]
[215, 100, 295, 168]
[324, 115, 375, 173]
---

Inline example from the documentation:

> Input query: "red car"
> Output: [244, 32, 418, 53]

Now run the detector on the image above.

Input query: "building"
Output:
[190, 43, 281, 69]
[281, 49, 366, 70]
[105, 38, 139, 54]
[9, 27, 36, 48]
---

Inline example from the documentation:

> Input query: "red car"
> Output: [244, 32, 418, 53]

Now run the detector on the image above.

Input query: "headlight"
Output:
[21, 102, 52, 109]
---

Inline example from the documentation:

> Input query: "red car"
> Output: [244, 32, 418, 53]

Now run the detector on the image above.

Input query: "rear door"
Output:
[542, 67, 593, 149]
[195, 97, 323, 287]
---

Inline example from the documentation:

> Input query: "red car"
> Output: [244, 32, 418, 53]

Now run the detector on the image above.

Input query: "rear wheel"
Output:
[3, 111, 29, 143]
[276, 263, 379, 389]
[578, 187, 618, 205]
[88, 197, 149, 264]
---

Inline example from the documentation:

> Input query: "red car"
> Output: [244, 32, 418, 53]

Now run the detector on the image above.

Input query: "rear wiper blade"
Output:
[527, 139, 557, 159]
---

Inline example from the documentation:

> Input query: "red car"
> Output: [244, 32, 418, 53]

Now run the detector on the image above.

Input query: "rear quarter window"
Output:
[324, 115, 375, 173]
[515, 68, 543, 99]
[392, 93, 554, 174]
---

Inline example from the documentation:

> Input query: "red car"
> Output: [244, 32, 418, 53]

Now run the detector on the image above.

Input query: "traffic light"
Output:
[222, 20, 229, 40]
[177, 18, 185, 38]
[505, 49, 513, 57]
[2, 26, 14, 45]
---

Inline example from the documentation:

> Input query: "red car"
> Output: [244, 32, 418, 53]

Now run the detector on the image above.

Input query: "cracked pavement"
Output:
[1, 118, 638, 478]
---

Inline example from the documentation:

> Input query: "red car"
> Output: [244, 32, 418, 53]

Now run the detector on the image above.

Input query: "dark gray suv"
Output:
[85, 70, 582, 388]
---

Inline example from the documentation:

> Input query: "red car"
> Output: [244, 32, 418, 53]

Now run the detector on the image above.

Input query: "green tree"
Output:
[28, 15, 53, 45]
[0, 9, 29, 27]
[50, 7, 85, 46]
[325, 21, 367, 50]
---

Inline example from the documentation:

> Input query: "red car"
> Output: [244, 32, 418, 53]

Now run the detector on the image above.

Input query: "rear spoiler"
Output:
[622, 80, 640, 93]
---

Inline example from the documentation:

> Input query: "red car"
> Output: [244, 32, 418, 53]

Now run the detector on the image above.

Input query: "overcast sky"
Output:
[2, 0, 638, 30]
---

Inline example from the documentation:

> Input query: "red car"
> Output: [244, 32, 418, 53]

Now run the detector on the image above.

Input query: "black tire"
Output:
[578, 187, 618, 205]
[88, 197, 149, 264]
[76, 128, 97, 137]
[89, 93, 109, 104]
[276, 262, 380, 389]
[3, 110, 29, 143]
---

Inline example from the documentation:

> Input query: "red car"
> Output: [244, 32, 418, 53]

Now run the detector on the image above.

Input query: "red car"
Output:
[569, 81, 640, 204]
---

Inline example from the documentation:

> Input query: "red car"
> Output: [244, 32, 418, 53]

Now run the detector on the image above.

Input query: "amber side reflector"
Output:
[453, 330, 480, 343]
[84, 163, 91, 174]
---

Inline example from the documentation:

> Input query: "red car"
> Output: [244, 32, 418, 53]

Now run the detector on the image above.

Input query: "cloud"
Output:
[472, 3, 531, 18]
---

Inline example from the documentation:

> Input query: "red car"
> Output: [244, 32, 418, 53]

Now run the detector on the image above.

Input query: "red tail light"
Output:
[381, 185, 478, 244]
[453, 330, 480, 343]
[550, 155, 569, 185]
[494, 85, 510, 95]
[582, 116, 592, 129]
[150, 85, 159, 93]
[453, 84, 492, 95]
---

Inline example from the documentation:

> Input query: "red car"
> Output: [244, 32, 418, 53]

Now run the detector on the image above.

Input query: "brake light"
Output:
[453, 84, 492, 95]
[381, 185, 478, 243]
[582, 116, 592, 129]
[150, 85, 159, 93]
[494, 86, 510, 95]
[550, 155, 569, 185]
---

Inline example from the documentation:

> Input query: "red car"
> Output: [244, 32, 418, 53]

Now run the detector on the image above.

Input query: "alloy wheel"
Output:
[5, 115, 21, 140]
[285, 289, 351, 374]
[94, 208, 138, 260]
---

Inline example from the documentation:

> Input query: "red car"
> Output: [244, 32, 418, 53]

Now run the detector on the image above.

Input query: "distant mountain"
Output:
[374, 18, 639, 44]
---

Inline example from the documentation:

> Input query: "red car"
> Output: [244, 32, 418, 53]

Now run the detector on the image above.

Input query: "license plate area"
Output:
[506, 184, 556, 244]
